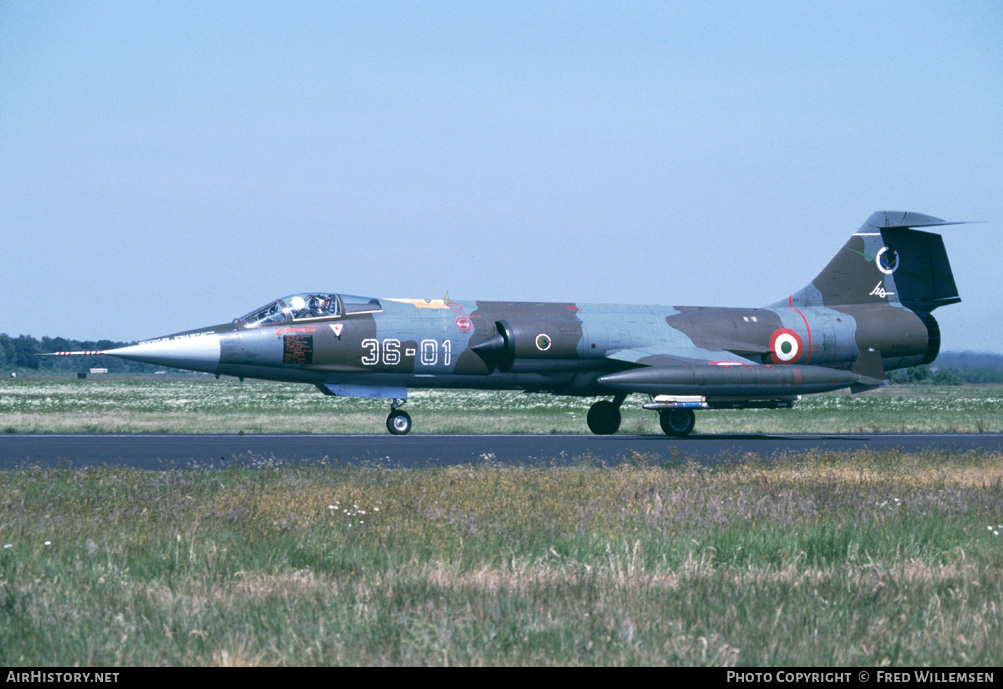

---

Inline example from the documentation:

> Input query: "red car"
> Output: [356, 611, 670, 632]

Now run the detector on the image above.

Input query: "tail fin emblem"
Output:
[876, 246, 899, 274]
[869, 282, 895, 299]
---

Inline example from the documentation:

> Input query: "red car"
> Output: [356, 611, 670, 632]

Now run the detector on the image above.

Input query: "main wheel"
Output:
[659, 408, 695, 437]
[386, 409, 412, 435]
[587, 400, 622, 435]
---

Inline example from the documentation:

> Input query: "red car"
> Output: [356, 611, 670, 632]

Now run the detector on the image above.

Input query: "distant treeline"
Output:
[4, 333, 1003, 383]
[888, 351, 1003, 385]
[0, 334, 164, 374]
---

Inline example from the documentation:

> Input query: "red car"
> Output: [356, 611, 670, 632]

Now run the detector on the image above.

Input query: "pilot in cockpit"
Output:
[309, 295, 330, 317]
[288, 296, 309, 319]
[285, 293, 338, 320]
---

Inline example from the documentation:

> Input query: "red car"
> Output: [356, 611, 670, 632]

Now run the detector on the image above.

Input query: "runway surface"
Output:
[1, 433, 1001, 469]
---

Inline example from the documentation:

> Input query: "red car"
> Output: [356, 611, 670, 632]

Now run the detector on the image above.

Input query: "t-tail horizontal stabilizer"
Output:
[782, 211, 974, 313]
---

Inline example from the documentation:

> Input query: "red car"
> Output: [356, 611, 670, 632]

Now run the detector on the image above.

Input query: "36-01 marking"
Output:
[361, 338, 452, 366]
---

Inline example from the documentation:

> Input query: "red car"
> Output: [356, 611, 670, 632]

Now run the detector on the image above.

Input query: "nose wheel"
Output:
[387, 409, 412, 435]
[386, 399, 412, 435]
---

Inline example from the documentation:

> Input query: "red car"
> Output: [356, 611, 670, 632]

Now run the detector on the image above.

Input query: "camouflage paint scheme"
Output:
[50, 212, 964, 435]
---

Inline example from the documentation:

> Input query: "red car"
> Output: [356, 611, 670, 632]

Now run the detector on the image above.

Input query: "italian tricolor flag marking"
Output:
[769, 328, 803, 364]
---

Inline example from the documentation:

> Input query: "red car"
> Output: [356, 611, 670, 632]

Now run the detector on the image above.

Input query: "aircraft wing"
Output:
[601, 347, 882, 396]
[605, 347, 760, 368]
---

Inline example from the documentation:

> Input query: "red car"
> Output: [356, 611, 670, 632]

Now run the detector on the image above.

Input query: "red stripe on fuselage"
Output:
[788, 296, 812, 364]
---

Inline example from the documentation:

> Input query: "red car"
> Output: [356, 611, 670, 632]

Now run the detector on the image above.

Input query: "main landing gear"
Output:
[386, 399, 412, 435]
[586, 394, 627, 435]
[586, 396, 697, 437]
[658, 408, 695, 437]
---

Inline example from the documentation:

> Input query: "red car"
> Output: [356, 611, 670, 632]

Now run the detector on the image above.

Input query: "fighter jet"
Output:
[48, 211, 965, 435]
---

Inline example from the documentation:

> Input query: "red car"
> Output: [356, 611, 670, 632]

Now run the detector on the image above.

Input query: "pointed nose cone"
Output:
[103, 333, 221, 374]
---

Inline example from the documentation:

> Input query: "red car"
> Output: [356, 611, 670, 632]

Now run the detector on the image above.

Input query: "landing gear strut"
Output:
[587, 394, 627, 435]
[659, 408, 695, 437]
[386, 399, 412, 435]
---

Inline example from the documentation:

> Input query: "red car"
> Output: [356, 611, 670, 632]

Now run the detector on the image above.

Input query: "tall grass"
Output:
[2, 450, 1002, 665]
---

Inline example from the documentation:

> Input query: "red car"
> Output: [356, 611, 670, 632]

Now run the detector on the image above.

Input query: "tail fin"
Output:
[782, 211, 965, 313]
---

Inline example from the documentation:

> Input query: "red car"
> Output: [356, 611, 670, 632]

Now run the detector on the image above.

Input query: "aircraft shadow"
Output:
[628, 433, 874, 442]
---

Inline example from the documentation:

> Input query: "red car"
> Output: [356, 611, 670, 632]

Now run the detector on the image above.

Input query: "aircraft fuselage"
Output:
[115, 297, 936, 397]
[48, 211, 962, 435]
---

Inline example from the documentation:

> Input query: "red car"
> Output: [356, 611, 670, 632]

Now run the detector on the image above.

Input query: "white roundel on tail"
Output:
[769, 328, 803, 364]
[876, 246, 899, 275]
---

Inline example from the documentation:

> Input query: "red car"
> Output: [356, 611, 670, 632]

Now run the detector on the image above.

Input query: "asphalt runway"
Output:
[1, 433, 1001, 469]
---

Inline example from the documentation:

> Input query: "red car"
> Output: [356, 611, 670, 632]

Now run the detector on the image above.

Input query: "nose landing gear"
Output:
[386, 399, 412, 435]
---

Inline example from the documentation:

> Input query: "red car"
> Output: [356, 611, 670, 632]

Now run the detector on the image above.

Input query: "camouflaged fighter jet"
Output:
[49, 211, 965, 435]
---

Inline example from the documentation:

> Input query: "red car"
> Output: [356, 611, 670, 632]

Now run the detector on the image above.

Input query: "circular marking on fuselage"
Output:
[566, 304, 582, 313]
[455, 316, 473, 333]
[447, 301, 463, 311]
[876, 246, 899, 274]
[536, 334, 552, 351]
[769, 328, 803, 364]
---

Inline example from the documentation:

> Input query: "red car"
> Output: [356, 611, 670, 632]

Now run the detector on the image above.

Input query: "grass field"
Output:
[2, 378, 1002, 434]
[2, 379, 1002, 665]
[1, 451, 1002, 666]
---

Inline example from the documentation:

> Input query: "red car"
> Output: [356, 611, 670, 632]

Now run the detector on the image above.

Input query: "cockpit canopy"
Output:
[237, 293, 382, 327]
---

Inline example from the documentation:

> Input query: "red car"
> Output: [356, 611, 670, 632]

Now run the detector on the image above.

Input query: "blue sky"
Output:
[2, 1, 1001, 351]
